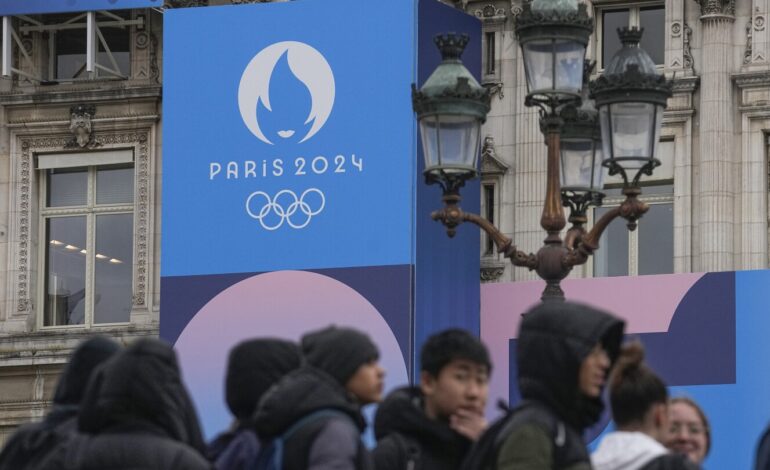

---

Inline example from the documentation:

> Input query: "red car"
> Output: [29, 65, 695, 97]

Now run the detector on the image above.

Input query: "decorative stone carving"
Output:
[480, 264, 505, 282]
[756, 15, 766, 31]
[683, 23, 694, 69]
[483, 82, 505, 99]
[480, 135, 509, 176]
[149, 33, 160, 84]
[135, 31, 150, 49]
[16, 131, 152, 314]
[67, 105, 97, 148]
[165, 0, 208, 7]
[746, 19, 753, 64]
[672, 21, 682, 37]
[511, 2, 523, 19]
[696, 0, 735, 17]
[476, 4, 506, 19]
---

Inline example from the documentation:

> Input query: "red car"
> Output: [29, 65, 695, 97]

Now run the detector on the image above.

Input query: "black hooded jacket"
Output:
[372, 386, 471, 470]
[496, 301, 625, 470]
[253, 366, 371, 470]
[0, 336, 119, 470]
[37, 338, 211, 470]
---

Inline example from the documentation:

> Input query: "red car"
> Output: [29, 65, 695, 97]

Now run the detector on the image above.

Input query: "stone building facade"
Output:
[0, 0, 768, 445]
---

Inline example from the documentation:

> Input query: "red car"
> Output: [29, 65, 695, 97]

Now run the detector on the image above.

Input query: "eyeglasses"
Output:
[670, 422, 706, 436]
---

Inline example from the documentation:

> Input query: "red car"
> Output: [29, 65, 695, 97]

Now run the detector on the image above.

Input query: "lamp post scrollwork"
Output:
[412, 0, 672, 301]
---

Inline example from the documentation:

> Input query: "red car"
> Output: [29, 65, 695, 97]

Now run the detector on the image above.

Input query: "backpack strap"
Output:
[392, 433, 421, 470]
[258, 408, 354, 470]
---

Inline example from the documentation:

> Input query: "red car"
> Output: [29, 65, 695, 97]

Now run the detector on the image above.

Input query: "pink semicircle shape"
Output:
[174, 270, 409, 439]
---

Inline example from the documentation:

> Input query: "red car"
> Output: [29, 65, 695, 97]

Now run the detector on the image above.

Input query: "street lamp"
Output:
[412, 1, 671, 301]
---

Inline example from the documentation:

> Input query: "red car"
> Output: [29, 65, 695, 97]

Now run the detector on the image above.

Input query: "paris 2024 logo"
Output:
[234, 41, 361, 231]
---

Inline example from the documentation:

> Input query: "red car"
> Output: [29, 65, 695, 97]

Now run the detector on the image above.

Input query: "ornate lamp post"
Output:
[412, 0, 672, 301]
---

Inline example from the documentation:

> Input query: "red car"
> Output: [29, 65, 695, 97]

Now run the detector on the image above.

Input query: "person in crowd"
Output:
[207, 338, 302, 469]
[0, 336, 121, 470]
[667, 397, 710, 467]
[38, 338, 211, 470]
[591, 341, 699, 470]
[494, 301, 625, 470]
[254, 325, 384, 470]
[373, 328, 491, 470]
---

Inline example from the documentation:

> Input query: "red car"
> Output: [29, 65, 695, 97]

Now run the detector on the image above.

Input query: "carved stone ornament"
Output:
[480, 135, 509, 176]
[683, 23, 694, 69]
[511, 1, 523, 19]
[746, 19, 753, 64]
[483, 82, 505, 99]
[165, 0, 208, 7]
[67, 104, 98, 149]
[480, 258, 506, 282]
[672, 22, 682, 37]
[696, 0, 735, 17]
[476, 4, 506, 19]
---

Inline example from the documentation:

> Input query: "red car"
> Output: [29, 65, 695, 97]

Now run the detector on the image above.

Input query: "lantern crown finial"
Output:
[434, 34, 469, 62]
[618, 26, 644, 46]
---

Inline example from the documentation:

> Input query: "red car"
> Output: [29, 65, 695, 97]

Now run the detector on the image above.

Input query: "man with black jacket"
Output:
[373, 329, 491, 470]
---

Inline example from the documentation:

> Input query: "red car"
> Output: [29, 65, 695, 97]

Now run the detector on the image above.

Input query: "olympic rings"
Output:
[246, 188, 325, 230]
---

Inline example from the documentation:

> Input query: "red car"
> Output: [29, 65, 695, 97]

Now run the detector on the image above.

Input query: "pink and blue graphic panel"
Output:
[481, 270, 770, 469]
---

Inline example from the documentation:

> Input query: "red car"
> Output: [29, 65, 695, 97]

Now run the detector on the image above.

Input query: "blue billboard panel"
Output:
[0, 0, 158, 15]
[163, 0, 415, 276]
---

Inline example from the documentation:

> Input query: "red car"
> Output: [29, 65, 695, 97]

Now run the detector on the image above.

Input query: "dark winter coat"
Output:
[206, 427, 260, 470]
[0, 336, 119, 470]
[253, 366, 372, 470]
[37, 338, 211, 470]
[372, 386, 471, 470]
[496, 301, 625, 470]
[757, 424, 770, 470]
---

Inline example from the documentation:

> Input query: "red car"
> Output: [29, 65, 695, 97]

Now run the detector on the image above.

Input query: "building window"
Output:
[39, 152, 134, 327]
[598, 4, 664, 68]
[592, 183, 673, 277]
[485, 31, 496, 76]
[483, 183, 496, 255]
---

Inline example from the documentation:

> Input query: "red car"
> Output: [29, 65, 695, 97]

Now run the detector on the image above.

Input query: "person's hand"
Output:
[450, 408, 488, 441]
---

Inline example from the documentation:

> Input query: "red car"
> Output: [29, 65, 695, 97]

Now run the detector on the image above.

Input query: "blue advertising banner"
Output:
[0, 0, 159, 15]
[163, 0, 415, 276]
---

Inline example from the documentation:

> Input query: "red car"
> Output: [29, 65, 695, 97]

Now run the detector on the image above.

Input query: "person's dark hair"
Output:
[420, 328, 491, 377]
[670, 396, 711, 455]
[609, 341, 667, 426]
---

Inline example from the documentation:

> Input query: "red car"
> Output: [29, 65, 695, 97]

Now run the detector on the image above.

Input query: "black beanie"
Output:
[225, 338, 302, 421]
[53, 335, 121, 406]
[302, 326, 379, 386]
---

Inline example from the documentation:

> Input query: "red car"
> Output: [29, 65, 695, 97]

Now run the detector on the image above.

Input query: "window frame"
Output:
[37, 158, 135, 330]
[589, 182, 674, 277]
[594, 1, 665, 71]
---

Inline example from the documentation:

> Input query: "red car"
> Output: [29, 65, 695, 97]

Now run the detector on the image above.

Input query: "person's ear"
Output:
[420, 370, 437, 397]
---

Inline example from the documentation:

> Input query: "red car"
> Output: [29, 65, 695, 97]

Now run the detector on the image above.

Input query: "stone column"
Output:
[697, 0, 735, 271]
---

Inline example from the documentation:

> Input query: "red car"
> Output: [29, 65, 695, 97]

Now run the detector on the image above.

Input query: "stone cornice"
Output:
[0, 84, 162, 106]
[732, 70, 770, 89]
[671, 75, 700, 93]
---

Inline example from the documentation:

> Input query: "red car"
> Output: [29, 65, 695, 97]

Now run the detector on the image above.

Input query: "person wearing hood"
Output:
[0, 336, 120, 470]
[495, 300, 625, 470]
[591, 341, 699, 470]
[373, 328, 491, 470]
[254, 325, 384, 470]
[37, 338, 211, 470]
[206, 338, 302, 469]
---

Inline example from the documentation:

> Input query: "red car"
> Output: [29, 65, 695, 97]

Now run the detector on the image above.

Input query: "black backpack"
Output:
[460, 401, 577, 470]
